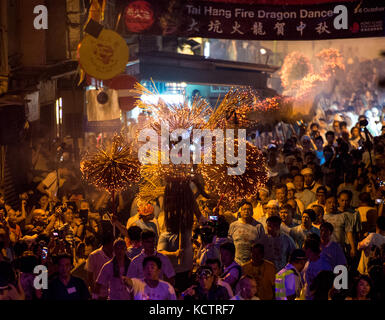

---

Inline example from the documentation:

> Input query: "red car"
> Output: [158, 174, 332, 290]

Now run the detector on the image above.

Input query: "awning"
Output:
[126, 51, 279, 88]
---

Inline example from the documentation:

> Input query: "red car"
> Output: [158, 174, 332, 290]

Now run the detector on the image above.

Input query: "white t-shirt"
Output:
[359, 233, 385, 254]
[358, 233, 385, 275]
[131, 278, 176, 300]
[126, 250, 176, 280]
[295, 189, 316, 209]
[85, 246, 112, 297]
[96, 260, 132, 300]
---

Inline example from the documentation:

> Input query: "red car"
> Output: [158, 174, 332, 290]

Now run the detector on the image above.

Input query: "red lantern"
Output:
[124, 1, 155, 33]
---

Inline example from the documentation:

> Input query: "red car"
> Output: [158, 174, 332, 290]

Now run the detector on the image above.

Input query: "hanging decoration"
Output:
[78, 0, 107, 85]
[78, 29, 129, 80]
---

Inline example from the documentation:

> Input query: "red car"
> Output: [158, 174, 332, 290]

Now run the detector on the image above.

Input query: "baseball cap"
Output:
[301, 168, 313, 176]
[266, 200, 279, 208]
[289, 249, 307, 262]
[286, 182, 296, 191]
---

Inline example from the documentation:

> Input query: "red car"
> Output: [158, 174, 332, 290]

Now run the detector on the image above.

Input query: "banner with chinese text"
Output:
[121, 0, 385, 40]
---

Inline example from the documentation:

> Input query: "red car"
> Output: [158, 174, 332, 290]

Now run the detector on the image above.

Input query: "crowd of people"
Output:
[0, 99, 385, 301]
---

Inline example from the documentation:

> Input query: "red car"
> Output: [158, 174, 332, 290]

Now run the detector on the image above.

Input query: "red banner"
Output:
[120, 0, 385, 40]
[199, 0, 355, 3]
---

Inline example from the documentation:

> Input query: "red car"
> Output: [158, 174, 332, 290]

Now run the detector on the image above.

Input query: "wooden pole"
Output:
[177, 226, 182, 265]
[0, 0, 9, 95]
[111, 189, 116, 237]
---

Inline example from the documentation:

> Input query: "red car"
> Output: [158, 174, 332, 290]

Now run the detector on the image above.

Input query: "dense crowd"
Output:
[0, 101, 385, 301]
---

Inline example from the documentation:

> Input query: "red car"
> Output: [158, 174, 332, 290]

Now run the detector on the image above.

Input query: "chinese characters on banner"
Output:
[122, 0, 385, 40]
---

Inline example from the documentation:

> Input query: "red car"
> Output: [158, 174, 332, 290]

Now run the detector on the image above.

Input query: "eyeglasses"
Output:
[198, 269, 213, 279]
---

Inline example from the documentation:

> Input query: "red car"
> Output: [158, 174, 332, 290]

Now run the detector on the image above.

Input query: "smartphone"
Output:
[79, 209, 89, 223]
[209, 215, 218, 221]
[376, 199, 383, 205]
[41, 247, 48, 260]
[52, 231, 59, 237]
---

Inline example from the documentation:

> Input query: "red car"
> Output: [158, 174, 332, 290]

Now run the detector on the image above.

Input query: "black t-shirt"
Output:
[43, 276, 90, 300]
[184, 283, 230, 301]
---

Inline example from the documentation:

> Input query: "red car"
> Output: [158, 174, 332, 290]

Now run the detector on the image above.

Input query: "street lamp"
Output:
[260, 48, 270, 64]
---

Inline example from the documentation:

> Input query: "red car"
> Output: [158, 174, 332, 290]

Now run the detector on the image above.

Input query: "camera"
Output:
[192, 221, 216, 241]
[41, 247, 48, 260]
[54, 204, 67, 219]
[360, 119, 369, 127]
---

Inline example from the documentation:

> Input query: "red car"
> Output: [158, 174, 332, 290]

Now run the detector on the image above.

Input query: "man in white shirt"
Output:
[307, 186, 327, 210]
[280, 204, 299, 236]
[127, 230, 175, 284]
[85, 232, 114, 299]
[357, 216, 385, 275]
[323, 195, 355, 259]
[259, 216, 297, 271]
[287, 182, 305, 217]
[290, 209, 320, 249]
[302, 168, 322, 194]
[229, 201, 265, 264]
[122, 256, 176, 300]
[294, 174, 316, 209]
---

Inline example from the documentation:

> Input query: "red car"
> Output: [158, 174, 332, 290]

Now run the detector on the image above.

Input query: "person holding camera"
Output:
[182, 265, 229, 301]
[194, 226, 220, 267]
[45, 204, 83, 243]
